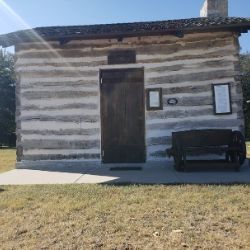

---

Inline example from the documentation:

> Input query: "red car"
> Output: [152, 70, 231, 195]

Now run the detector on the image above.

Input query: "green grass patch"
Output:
[0, 185, 250, 249]
[0, 149, 16, 173]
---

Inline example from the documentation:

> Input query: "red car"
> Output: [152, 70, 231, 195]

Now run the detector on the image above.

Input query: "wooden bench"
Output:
[166, 129, 246, 171]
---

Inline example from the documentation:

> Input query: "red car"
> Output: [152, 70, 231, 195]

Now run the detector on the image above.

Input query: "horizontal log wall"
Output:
[144, 33, 243, 160]
[15, 31, 243, 162]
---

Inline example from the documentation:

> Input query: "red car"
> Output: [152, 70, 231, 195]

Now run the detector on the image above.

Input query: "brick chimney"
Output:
[200, 0, 228, 17]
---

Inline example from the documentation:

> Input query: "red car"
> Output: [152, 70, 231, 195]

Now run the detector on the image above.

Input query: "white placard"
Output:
[149, 91, 160, 107]
[214, 84, 231, 114]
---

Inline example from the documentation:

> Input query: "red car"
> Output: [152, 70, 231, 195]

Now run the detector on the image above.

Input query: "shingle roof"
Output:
[0, 17, 250, 47]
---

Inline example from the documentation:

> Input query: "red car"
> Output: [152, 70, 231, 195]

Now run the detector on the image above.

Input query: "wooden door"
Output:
[100, 68, 145, 163]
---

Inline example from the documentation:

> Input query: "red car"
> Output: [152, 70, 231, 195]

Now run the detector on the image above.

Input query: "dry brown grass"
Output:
[247, 142, 250, 158]
[0, 149, 250, 249]
[0, 185, 250, 249]
[0, 149, 16, 173]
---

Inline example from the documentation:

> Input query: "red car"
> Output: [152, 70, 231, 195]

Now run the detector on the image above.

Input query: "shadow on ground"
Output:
[0, 160, 246, 185]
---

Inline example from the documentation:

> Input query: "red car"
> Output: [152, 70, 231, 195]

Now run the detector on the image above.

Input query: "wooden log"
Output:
[21, 81, 98, 90]
[22, 153, 100, 161]
[21, 78, 98, 86]
[163, 96, 211, 106]
[20, 120, 100, 130]
[147, 69, 237, 85]
[18, 115, 100, 123]
[17, 54, 235, 70]
[22, 133, 99, 141]
[146, 64, 234, 80]
[146, 60, 234, 74]
[137, 38, 234, 56]
[162, 94, 242, 107]
[21, 86, 99, 95]
[147, 108, 214, 120]
[21, 103, 98, 111]
[147, 77, 235, 89]
[21, 90, 98, 99]
[147, 136, 171, 146]
[139, 48, 236, 64]
[17, 42, 115, 51]
[22, 139, 100, 150]
[149, 150, 166, 158]
[16, 37, 233, 59]
[162, 84, 212, 95]
[20, 128, 100, 135]
[16, 47, 236, 69]
[162, 84, 225, 95]
[16, 56, 106, 66]
[147, 107, 241, 121]
[17, 49, 107, 58]
[16, 60, 107, 68]
[20, 110, 99, 119]
[147, 119, 243, 131]
[16, 32, 233, 51]
[21, 99, 99, 110]
[19, 69, 98, 78]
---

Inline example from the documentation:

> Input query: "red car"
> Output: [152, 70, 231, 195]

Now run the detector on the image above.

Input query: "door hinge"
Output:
[100, 77, 103, 84]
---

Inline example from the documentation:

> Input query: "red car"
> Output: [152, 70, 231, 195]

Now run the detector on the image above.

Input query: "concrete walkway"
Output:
[0, 161, 250, 185]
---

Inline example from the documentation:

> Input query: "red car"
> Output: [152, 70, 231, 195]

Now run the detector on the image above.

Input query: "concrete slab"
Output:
[0, 169, 83, 185]
[76, 174, 120, 184]
[76, 165, 180, 184]
[0, 161, 250, 185]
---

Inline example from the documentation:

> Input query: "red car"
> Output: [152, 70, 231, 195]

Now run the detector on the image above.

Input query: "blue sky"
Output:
[0, 0, 249, 52]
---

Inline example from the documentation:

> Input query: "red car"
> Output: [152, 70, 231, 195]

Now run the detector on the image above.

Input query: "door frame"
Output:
[99, 67, 146, 163]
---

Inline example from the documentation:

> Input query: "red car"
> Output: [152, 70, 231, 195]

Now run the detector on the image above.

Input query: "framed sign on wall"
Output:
[146, 88, 163, 110]
[212, 83, 232, 115]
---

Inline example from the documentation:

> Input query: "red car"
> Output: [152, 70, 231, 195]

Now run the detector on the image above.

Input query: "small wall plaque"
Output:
[167, 98, 178, 106]
[146, 88, 163, 110]
[212, 83, 232, 115]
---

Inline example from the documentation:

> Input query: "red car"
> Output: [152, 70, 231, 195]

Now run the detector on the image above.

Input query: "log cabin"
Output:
[0, 0, 250, 169]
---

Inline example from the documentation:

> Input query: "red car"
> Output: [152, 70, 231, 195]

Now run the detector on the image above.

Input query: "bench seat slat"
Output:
[183, 146, 241, 152]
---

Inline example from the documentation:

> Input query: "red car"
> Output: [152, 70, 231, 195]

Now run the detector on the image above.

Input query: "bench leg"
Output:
[231, 152, 241, 172]
[183, 152, 187, 172]
[174, 152, 184, 172]
[173, 155, 180, 171]
[235, 153, 241, 172]
[225, 152, 230, 162]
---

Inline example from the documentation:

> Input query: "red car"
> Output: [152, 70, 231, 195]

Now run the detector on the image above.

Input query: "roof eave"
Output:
[0, 23, 249, 48]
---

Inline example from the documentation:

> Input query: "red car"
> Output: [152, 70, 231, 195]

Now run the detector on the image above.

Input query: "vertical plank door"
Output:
[100, 68, 145, 163]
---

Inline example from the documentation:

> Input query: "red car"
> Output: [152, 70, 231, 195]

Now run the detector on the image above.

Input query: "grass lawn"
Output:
[246, 142, 250, 158]
[0, 149, 250, 249]
[0, 185, 250, 249]
[0, 149, 16, 173]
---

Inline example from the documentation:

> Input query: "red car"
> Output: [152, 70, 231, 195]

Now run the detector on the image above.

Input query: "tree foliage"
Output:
[240, 52, 250, 139]
[0, 49, 16, 147]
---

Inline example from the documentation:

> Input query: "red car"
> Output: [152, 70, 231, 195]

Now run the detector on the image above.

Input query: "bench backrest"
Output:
[172, 129, 233, 148]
